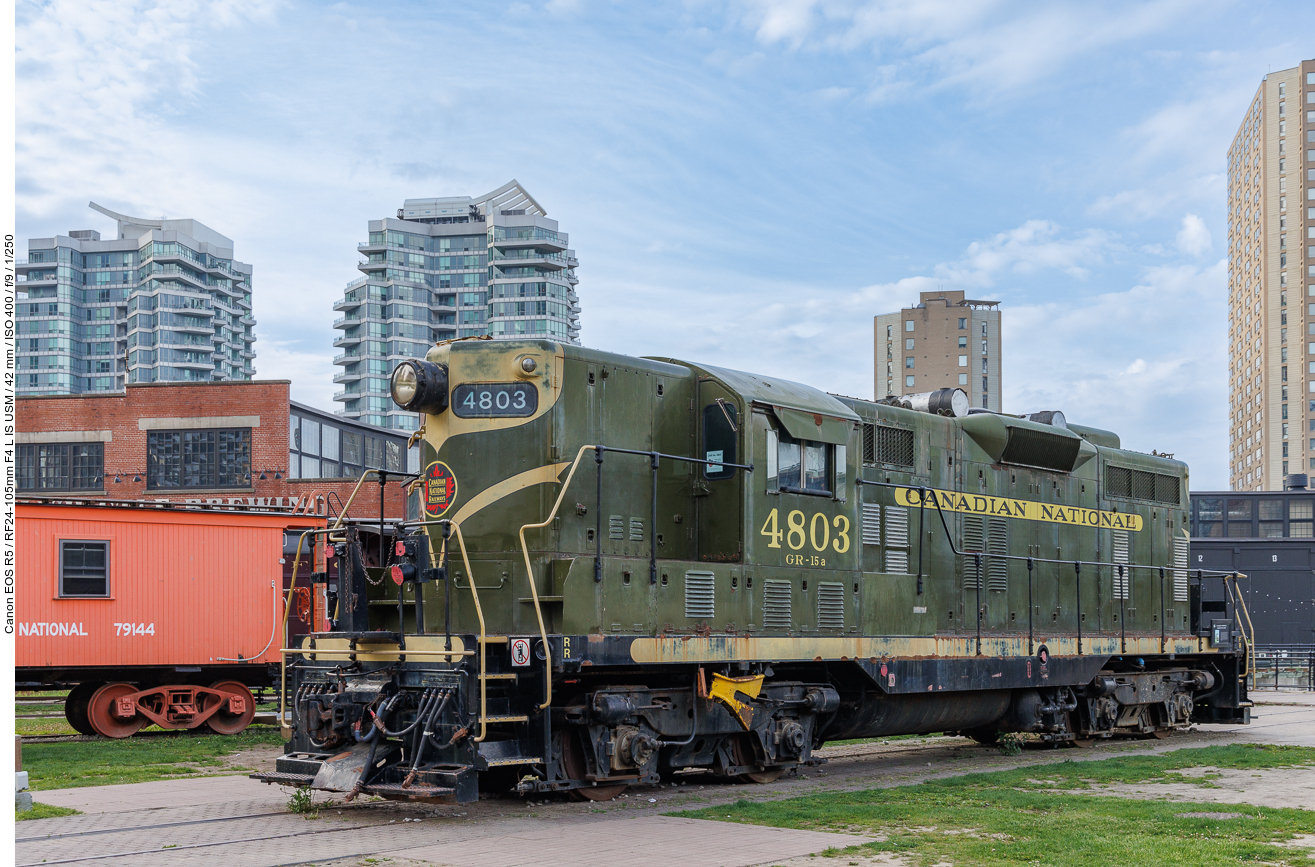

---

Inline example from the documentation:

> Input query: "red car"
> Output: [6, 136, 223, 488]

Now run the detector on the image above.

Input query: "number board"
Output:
[451, 382, 538, 418]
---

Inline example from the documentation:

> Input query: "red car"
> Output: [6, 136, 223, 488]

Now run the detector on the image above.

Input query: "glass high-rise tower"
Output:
[15, 203, 255, 395]
[332, 180, 580, 430]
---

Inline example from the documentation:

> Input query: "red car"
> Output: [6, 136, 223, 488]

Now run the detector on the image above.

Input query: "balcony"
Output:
[492, 235, 566, 252]
[333, 334, 362, 348]
[333, 296, 363, 312]
[332, 353, 359, 365]
[332, 370, 361, 384]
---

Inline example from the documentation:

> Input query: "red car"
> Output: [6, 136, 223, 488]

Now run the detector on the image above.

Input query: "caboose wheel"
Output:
[732, 735, 783, 784]
[561, 729, 628, 801]
[202, 681, 256, 735]
[64, 682, 102, 736]
[87, 683, 146, 739]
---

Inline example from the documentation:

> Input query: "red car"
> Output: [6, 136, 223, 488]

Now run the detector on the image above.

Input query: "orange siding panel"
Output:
[16, 504, 313, 669]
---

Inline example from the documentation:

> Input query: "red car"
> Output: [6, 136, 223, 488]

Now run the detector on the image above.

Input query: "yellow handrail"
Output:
[448, 522, 490, 742]
[517, 444, 597, 710]
[1223, 572, 1256, 682]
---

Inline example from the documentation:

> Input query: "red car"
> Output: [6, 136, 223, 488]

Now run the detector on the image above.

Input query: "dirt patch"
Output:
[215, 739, 284, 775]
[1067, 767, 1315, 811]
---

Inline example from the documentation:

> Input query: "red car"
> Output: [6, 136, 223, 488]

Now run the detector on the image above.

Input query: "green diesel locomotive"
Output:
[257, 338, 1250, 803]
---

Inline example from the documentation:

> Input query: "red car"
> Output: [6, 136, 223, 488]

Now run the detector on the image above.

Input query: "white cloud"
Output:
[1176, 213, 1211, 256]
[735, 0, 1198, 97]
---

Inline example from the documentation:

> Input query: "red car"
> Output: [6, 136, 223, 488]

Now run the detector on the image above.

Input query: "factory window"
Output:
[17, 442, 103, 492]
[958, 355, 967, 367]
[958, 318, 967, 329]
[904, 338, 914, 350]
[905, 357, 915, 369]
[905, 375, 915, 387]
[981, 357, 988, 372]
[958, 336, 967, 347]
[905, 320, 914, 332]
[959, 373, 968, 385]
[147, 428, 251, 490]
[885, 325, 892, 338]
[1193, 497, 1223, 537]
[1291, 500, 1314, 537]
[59, 540, 110, 598]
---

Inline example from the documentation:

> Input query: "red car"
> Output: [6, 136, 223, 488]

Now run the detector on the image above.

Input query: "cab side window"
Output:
[703, 402, 738, 480]
[772, 429, 832, 496]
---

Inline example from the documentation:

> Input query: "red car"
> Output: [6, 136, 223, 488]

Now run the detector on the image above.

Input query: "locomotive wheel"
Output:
[1151, 728, 1175, 740]
[87, 683, 146, 739]
[202, 681, 256, 735]
[732, 734, 783, 784]
[561, 729, 628, 801]
[64, 682, 102, 736]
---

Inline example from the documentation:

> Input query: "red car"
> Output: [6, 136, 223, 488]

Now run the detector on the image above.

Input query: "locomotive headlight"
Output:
[390, 359, 449, 414]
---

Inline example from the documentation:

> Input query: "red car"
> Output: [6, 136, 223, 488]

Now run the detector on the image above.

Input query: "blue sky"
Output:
[15, 0, 1315, 489]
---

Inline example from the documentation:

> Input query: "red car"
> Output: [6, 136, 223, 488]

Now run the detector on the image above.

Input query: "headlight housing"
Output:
[390, 360, 449, 414]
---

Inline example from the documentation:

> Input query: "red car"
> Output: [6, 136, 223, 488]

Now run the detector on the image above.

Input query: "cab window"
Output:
[703, 402, 738, 480]
[772, 429, 832, 496]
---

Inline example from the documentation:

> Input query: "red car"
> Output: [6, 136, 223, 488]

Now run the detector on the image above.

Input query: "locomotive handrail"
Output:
[856, 478, 1251, 659]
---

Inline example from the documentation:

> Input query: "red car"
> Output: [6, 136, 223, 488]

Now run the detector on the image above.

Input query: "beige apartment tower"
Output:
[1227, 59, 1315, 491]
[874, 290, 1001, 411]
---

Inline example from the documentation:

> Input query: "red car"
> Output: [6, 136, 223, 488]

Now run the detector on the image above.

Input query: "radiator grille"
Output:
[629, 518, 644, 542]
[1106, 464, 1181, 505]
[999, 426, 1082, 472]
[684, 571, 715, 619]
[1112, 529, 1130, 600]
[608, 515, 625, 540]
[816, 582, 845, 629]
[1172, 533, 1189, 602]
[762, 580, 792, 628]
[861, 504, 882, 545]
[885, 550, 909, 574]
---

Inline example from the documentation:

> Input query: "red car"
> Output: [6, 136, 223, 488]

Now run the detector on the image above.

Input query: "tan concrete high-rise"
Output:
[1227, 60, 1315, 491]
[874, 290, 1001, 411]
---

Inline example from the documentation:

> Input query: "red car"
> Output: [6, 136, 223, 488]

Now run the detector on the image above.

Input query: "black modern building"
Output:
[1190, 485, 1315, 645]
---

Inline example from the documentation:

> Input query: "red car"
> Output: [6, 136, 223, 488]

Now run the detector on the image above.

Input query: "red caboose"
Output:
[16, 499, 323, 737]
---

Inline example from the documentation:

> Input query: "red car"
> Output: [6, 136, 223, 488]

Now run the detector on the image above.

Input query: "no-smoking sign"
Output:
[510, 638, 531, 667]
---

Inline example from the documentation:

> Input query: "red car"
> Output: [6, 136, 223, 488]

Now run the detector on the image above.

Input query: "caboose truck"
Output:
[256, 339, 1251, 803]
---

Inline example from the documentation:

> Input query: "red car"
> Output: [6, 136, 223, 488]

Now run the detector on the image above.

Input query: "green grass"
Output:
[25, 728, 286, 790]
[674, 745, 1315, 867]
[17, 802, 82, 821]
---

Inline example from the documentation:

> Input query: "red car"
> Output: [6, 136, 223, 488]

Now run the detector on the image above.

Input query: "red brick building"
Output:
[16, 380, 414, 521]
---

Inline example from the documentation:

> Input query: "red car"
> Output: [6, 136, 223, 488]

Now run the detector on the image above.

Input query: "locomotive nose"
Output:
[390, 359, 449, 414]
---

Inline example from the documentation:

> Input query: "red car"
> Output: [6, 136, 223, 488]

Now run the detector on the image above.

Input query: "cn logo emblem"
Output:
[510, 638, 531, 667]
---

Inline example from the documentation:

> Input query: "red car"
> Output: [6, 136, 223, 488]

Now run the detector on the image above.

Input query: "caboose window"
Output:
[59, 540, 109, 597]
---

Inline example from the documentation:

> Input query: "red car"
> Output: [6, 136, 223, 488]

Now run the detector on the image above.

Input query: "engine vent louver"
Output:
[862, 423, 915, 468]
[629, 518, 644, 542]
[885, 550, 909, 574]
[884, 505, 909, 573]
[861, 504, 882, 545]
[1112, 529, 1130, 600]
[762, 580, 792, 628]
[816, 582, 845, 629]
[1173, 533, 1189, 602]
[684, 571, 715, 619]
[1106, 465, 1181, 506]
[608, 515, 625, 540]
[962, 515, 1008, 591]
